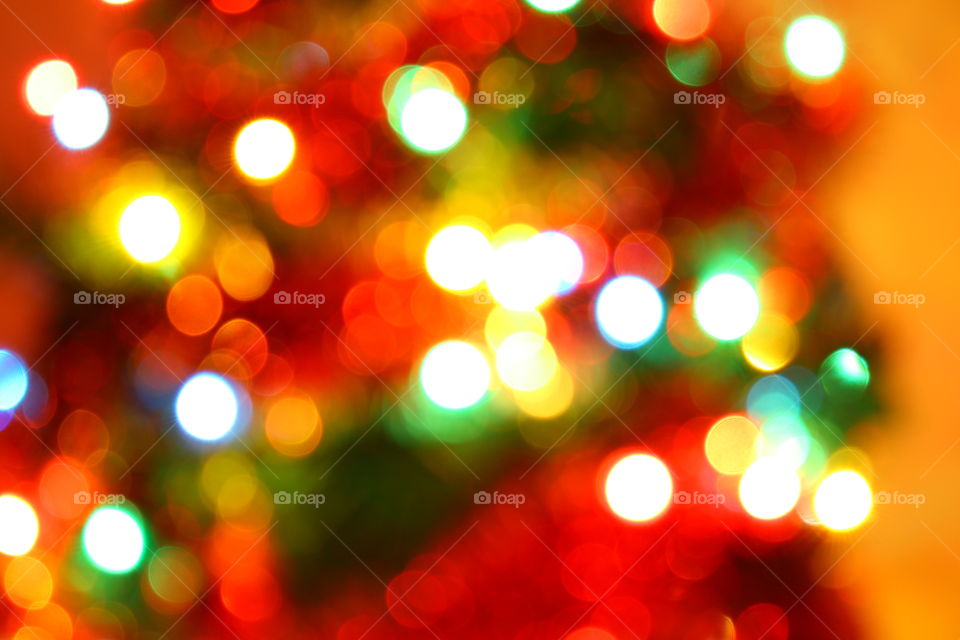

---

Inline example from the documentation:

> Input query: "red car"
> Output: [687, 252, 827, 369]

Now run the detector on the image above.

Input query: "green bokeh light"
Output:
[666, 39, 721, 87]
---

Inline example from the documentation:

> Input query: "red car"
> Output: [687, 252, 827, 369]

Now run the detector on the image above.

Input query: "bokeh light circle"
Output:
[82, 506, 145, 574]
[52, 88, 109, 150]
[495, 331, 558, 392]
[524, 0, 581, 13]
[175, 373, 239, 441]
[425, 225, 491, 292]
[813, 470, 872, 531]
[0, 350, 29, 411]
[420, 341, 490, 410]
[233, 118, 295, 180]
[399, 88, 467, 153]
[694, 274, 760, 340]
[119, 195, 181, 263]
[24, 60, 77, 116]
[785, 16, 845, 79]
[738, 458, 801, 520]
[595, 276, 664, 349]
[605, 453, 673, 522]
[705, 415, 760, 475]
[530, 231, 584, 295]
[0, 495, 39, 556]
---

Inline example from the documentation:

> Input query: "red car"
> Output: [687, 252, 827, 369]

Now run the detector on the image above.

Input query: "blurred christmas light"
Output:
[738, 458, 801, 520]
[119, 195, 181, 263]
[24, 60, 77, 116]
[425, 224, 491, 292]
[0, 495, 39, 556]
[595, 276, 663, 349]
[813, 470, 872, 531]
[0, 349, 29, 410]
[785, 16, 845, 79]
[495, 331, 558, 392]
[705, 415, 760, 475]
[524, 0, 581, 13]
[487, 239, 557, 311]
[420, 341, 490, 410]
[652, 0, 712, 41]
[741, 313, 799, 371]
[399, 88, 467, 153]
[51, 88, 109, 150]
[175, 373, 239, 441]
[233, 118, 296, 180]
[529, 231, 584, 295]
[605, 453, 673, 522]
[694, 273, 760, 341]
[82, 506, 145, 574]
[747, 374, 801, 424]
[820, 348, 870, 395]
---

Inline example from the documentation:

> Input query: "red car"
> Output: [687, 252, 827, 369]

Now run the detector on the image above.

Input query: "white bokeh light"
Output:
[400, 88, 467, 153]
[813, 470, 872, 531]
[739, 457, 801, 520]
[425, 225, 491, 292]
[25, 60, 77, 116]
[52, 88, 109, 150]
[785, 16, 845, 79]
[119, 195, 181, 263]
[694, 273, 760, 341]
[529, 231, 584, 295]
[605, 453, 673, 522]
[595, 276, 664, 349]
[486, 240, 557, 311]
[175, 373, 239, 441]
[0, 495, 39, 556]
[82, 507, 145, 574]
[233, 118, 296, 180]
[525, 0, 580, 12]
[420, 341, 490, 410]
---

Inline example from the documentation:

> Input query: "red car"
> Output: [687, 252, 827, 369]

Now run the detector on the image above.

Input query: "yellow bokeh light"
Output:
[738, 457, 801, 520]
[4, 556, 53, 610]
[484, 307, 547, 349]
[486, 239, 556, 311]
[605, 453, 673, 522]
[513, 364, 574, 419]
[425, 224, 491, 292]
[265, 393, 323, 457]
[215, 231, 275, 301]
[119, 195, 181, 263]
[741, 312, 798, 372]
[813, 470, 872, 531]
[24, 60, 77, 116]
[233, 118, 296, 180]
[495, 331, 558, 392]
[704, 415, 760, 475]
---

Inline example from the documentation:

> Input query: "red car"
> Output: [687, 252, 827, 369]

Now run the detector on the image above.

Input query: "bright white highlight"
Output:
[605, 453, 673, 522]
[0, 495, 39, 556]
[175, 373, 239, 441]
[785, 16, 845, 79]
[425, 225, 491, 292]
[119, 195, 181, 263]
[82, 507, 144, 573]
[813, 470, 872, 531]
[486, 240, 557, 311]
[420, 341, 490, 410]
[525, 0, 581, 12]
[52, 88, 109, 150]
[694, 273, 760, 340]
[530, 231, 583, 295]
[595, 276, 664, 348]
[25, 60, 77, 116]
[233, 119, 296, 180]
[400, 88, 467, 153]
[739, 458, 801, 520]
[495, 331, 558, 392]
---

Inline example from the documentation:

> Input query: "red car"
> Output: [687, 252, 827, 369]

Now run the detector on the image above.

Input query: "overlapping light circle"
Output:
[0, 495, 39, 556]
[234, 118, 295, 180]
[694, 273, 760, 340]
[738, 457, 801, 520]
[605, 453, 673, 522]
[82, 506, 145, 574]
[52, 88, 109, 150]
[595, 276, 663, 349]
[813, 470, 872, 531]
[175, 373, 239, 441]
[420, 341, 490, 410]
[399, 88, 467, 153]
[426, 225, 491, 292]
[119, 195, 181, 263]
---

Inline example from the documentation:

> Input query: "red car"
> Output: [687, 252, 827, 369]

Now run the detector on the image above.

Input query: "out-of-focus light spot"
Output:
[24, 60, 77, 116]
[215, 230, 275, 302]
[148, 546, 203, 606]
[52, 88, 109, 150]
[820, 348, 870, 396]
[694, 273, 760, 341]
[175, 373, 238, 441]
[420, 341, 490, 410]
[705, 415, 760, 475]
[0, 350, 29, 411]
[814, 470, 872, 531]
[785, 16, 845, 79]
[595, 276, 663, 349]
[605, 453, 673, 522]
[112, 49, 166, 107]
[0, 495, 39, 556]
[739, 458, 801, 520]
[211, 0, 258, 13]
[233, 119, 295, 180]
[167, 275, 223, 336]
[666, 39, 721, 87]
[425, 225, 491, 292]
[82, 506, 145, 574]
[756, 415, 811, 468]
[652, 0, 712, 41]
[119, 195, 180, 263]
[485, 307, 547, 349]
[513, 364, 574, 419]
[399, 88, 467, 153]
[741, 313, 798, 372]
[102, 0, 137, 4]
[530, 231, 584, 295]
[495, 331, 558, 392]
[265, 393, 322, 457]
[4, 556, 53, 609]
[747, 374, 800, 424]
[524, 0, 580, 13]
[487, 239, 557, 311]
